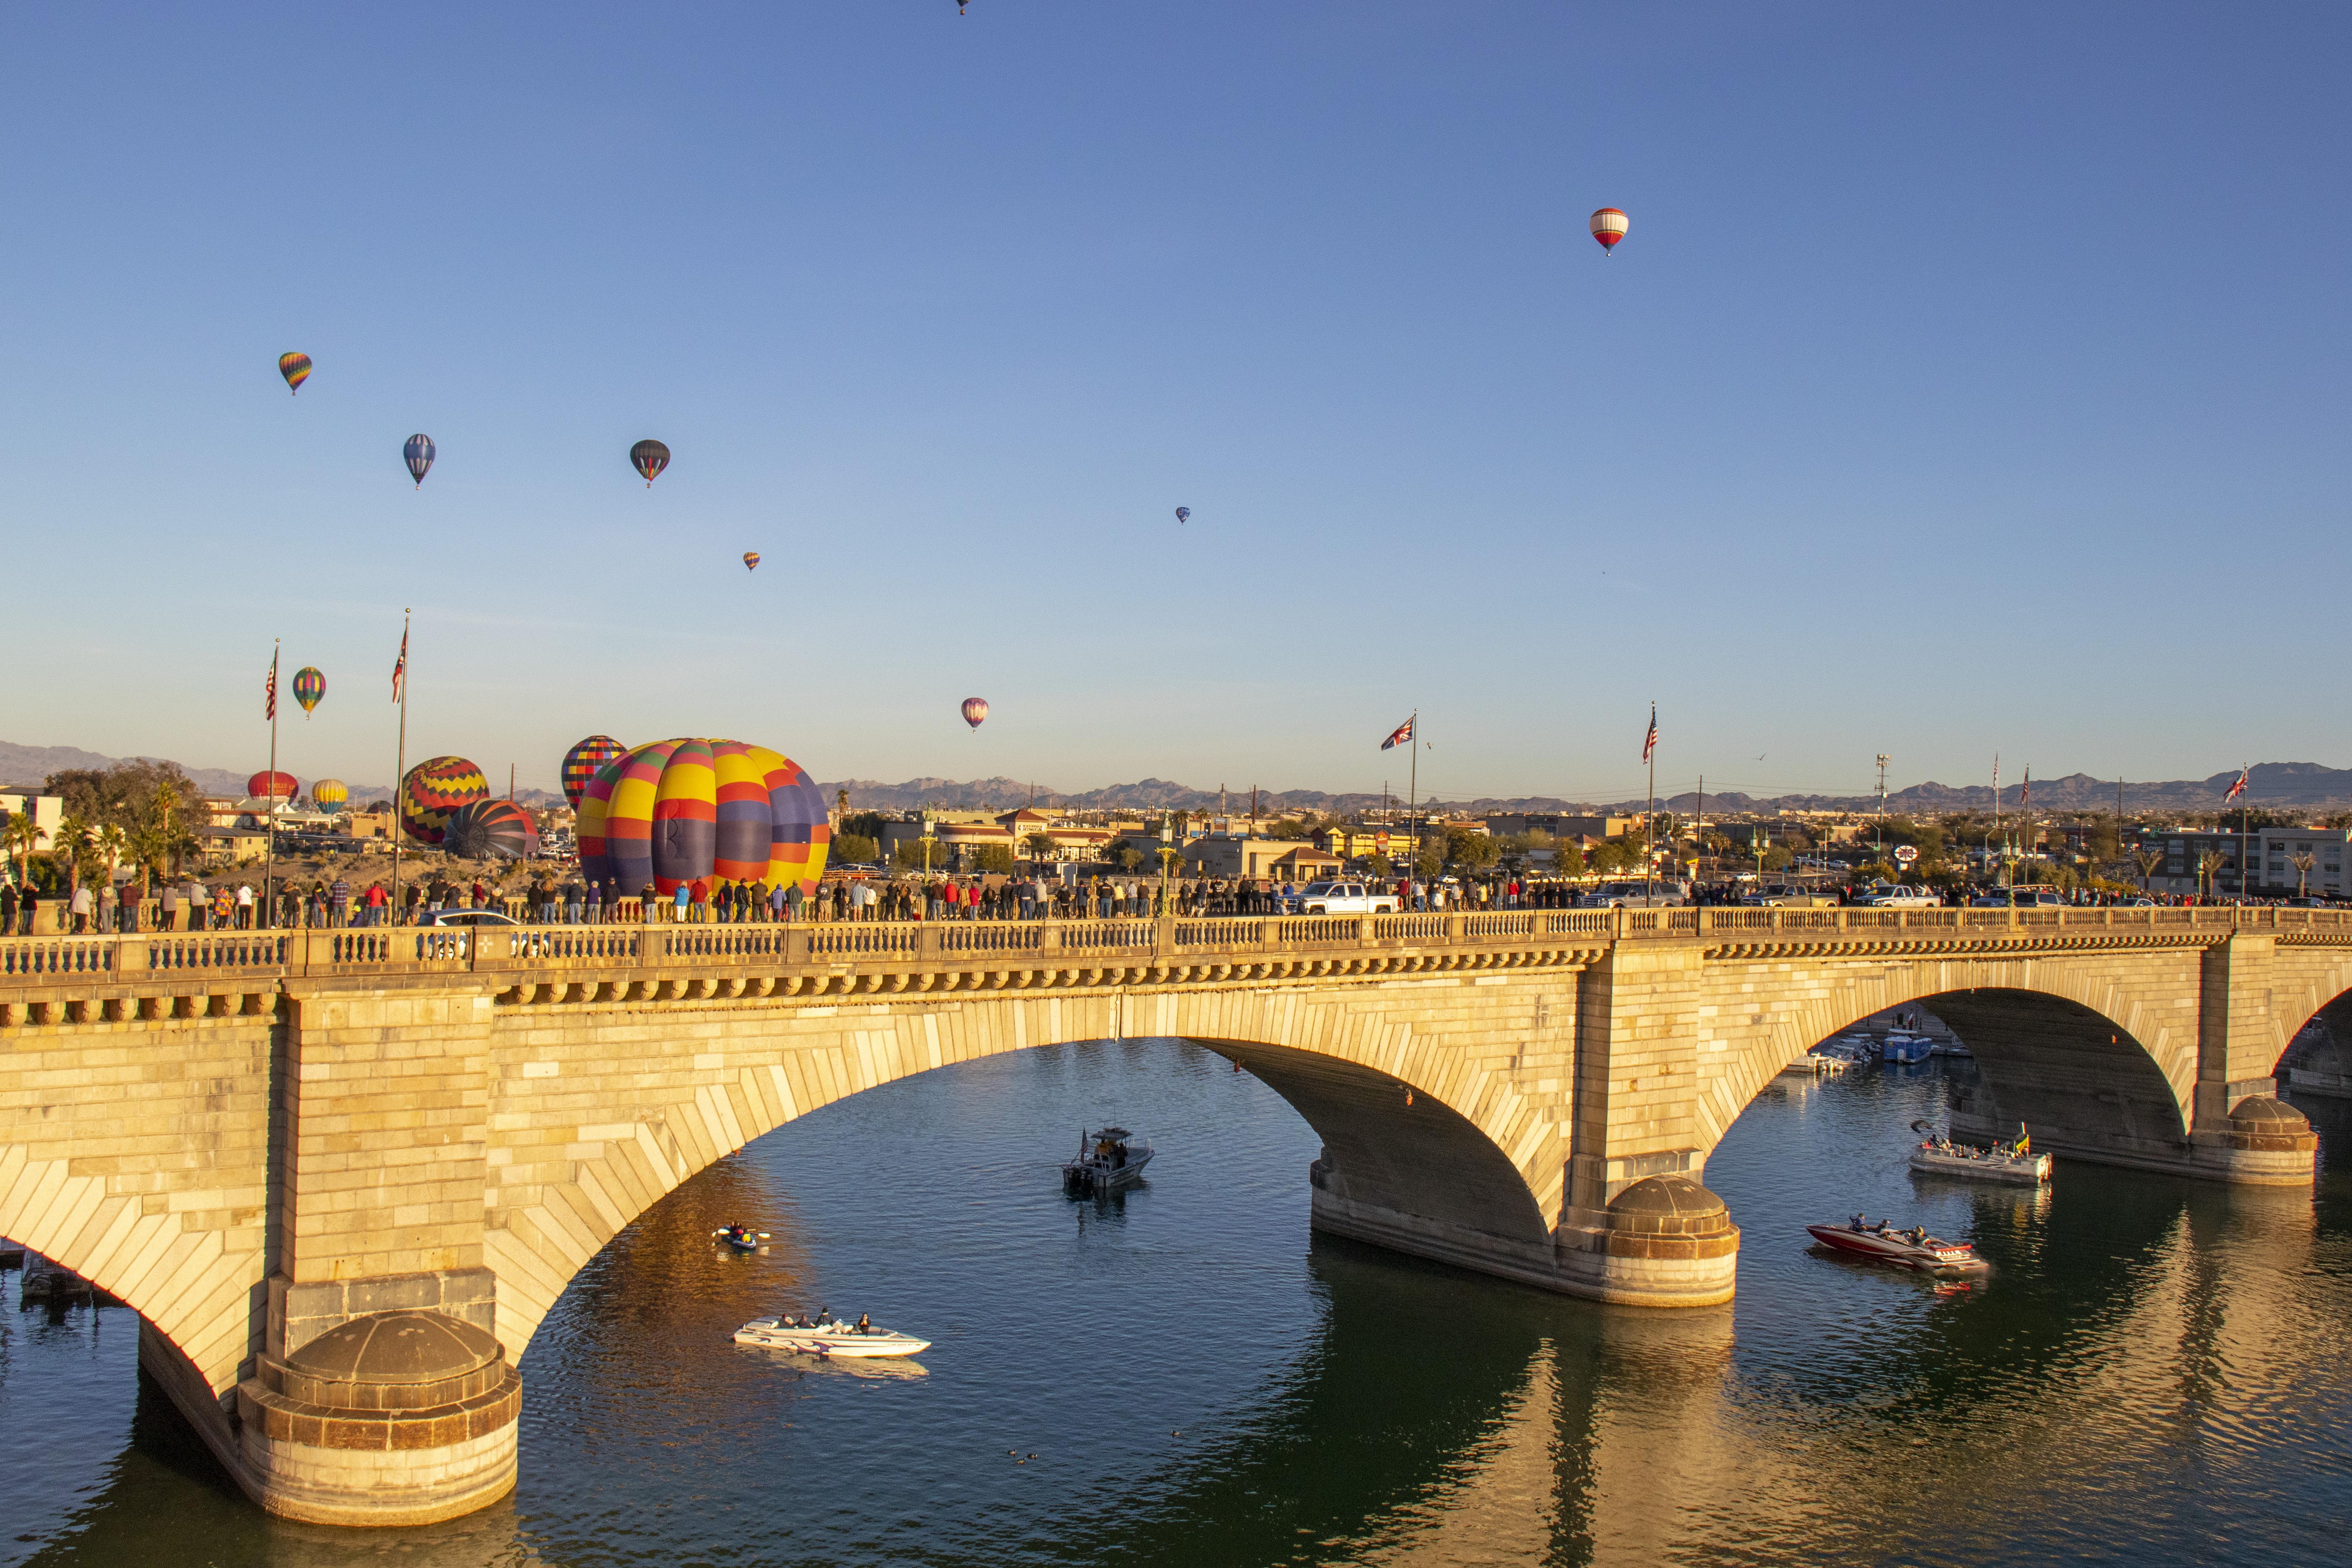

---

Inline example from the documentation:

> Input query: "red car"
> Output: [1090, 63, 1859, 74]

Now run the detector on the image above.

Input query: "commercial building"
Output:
[1481, 813, 1637, 841]
[2139, 826, 2352, 898]
[1181, 835, 1343, 882]
[0, 789, 63, 853]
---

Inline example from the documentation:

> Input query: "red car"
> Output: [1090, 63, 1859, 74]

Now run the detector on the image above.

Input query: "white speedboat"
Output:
[1806, 1214, 1988, 1273]
[734, 1314, 931, 1358]
[1063, 1126, 1153, 1196]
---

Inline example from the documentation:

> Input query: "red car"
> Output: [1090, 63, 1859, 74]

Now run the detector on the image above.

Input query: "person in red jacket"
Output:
[689, 877, 710, 923]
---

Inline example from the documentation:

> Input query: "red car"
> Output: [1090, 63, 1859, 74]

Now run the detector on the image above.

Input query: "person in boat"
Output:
[856, 1313, 872, 1334]
[1851, 1212, 1869, 1230]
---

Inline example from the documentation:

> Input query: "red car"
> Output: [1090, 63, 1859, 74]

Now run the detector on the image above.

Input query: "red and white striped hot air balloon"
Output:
[961, 697, 989, 731]
[1590, 208, 1628, 253]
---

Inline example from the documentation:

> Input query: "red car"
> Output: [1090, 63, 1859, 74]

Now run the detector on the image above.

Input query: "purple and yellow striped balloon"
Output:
[561, 734, 627, 810]
[576, 738, 828, 897]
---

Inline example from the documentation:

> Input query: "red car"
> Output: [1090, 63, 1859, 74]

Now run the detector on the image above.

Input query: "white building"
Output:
[0, 789, 64, 853]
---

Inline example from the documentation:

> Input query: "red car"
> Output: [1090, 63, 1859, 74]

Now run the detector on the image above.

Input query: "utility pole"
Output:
[1875, 754, 1891, 859]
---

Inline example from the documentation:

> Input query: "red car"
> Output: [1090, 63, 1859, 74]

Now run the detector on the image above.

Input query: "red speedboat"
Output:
[1807, 1214, 1988, 1273]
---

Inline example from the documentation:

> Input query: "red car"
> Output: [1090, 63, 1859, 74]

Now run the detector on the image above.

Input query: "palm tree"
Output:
[51, 815, 96, 898]
[2196, 849, 2226, 900]
[0, 808, 39, 888]
[2292, 850, 2315, 898]
[2132, 847, 2162, 895]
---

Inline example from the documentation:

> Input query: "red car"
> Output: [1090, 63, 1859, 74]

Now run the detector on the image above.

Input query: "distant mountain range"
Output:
[821, 763, 2352, 818]
[10, 741, 2347, 820]
[0, 740, 560, 808]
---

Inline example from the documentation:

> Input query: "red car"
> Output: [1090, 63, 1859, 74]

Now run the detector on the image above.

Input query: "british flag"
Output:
[2224, 766, 2249, 804]
[1381, 716, 1413, 750]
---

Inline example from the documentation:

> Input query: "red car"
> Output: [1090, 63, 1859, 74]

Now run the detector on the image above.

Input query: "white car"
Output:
[1860, 884, 1942, 908]
[1297, 880, 1400, 915]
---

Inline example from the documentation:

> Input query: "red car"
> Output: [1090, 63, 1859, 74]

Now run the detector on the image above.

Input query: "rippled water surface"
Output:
[5, 1042, 2349, 1566]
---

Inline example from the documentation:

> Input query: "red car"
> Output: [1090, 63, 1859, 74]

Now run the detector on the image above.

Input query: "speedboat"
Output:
[734, 1313, 931, 1358]
[1806, 1214, 1988, 1273]
[712, 1224, 769, 1253]
[1880, 1031, 1933, 1065]
[1063, 1126, 1153, 1196]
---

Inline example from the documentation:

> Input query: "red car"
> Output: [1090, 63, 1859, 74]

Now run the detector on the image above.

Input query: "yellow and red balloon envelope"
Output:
[401, 756, 489, 845]
[576, 738, 828, 897]
[248, 770, 299, 800]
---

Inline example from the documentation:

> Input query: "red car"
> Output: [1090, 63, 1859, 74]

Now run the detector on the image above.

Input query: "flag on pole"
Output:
[1641, 704, 1657, 763]
[264, 647, 279, 721]
[391, 623, 408, 703]
[2223, 766, 2249, 804]
[1992, 754, 1999, 798]
[1380, 716, 1413, 750]
[2020, 766, 2029, 810]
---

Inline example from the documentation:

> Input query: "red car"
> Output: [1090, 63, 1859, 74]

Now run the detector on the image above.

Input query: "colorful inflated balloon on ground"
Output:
[248, 770, 298, 800]
[291, 666, 325, 716]
[961, 697, 989, 731]
[561, 734, 628, 810]
[313, 778, 349, 811]
[630, 439, 670, 486]
[1590, 208, 1628, 253]
[442, 798, 539, 859]
[576, 738, 829, 897]
[1174, 507, 1189, 525]
[404, 434, 436, 487]
[401, 755, 488, 844]
[278, 352, 312, 395]
[743, 551, 760, 572]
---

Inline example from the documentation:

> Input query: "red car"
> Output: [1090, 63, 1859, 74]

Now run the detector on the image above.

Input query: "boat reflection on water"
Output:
[736, 1344, 931, 1381]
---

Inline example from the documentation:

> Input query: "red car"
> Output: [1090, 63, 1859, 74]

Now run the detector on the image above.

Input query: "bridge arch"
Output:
[484, 986, 1564, 1361]
[1694, 949, 2206, 1174]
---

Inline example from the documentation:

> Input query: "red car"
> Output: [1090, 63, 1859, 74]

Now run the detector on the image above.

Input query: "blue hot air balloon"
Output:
[404, 434, 436, 488]
[1175, 507, 1190, 525]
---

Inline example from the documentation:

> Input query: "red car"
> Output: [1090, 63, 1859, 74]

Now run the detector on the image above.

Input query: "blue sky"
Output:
[4, 4, 2346, 804]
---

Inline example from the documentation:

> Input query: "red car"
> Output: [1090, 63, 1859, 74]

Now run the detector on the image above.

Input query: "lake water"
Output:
[5, 1041, 2349, 1567]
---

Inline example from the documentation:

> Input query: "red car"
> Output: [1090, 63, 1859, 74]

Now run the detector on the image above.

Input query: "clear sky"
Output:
[5, 4, 2346, 805]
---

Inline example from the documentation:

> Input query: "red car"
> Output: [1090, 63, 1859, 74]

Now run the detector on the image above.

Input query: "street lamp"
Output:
[1158, 811, 1176, 916]
[920, 809, 936, 882]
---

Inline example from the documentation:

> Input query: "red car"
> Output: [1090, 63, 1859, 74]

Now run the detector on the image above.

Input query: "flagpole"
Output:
[1408, 709, 1418, 874]
[1646, 713, 1656, 897]
[264, 641, 279, 924]
[391, 610, 409, 928]
[2241, 768, 2251, 904]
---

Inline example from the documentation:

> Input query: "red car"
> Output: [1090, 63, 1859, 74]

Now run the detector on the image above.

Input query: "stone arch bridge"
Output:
[0, 903, 2330, 1524]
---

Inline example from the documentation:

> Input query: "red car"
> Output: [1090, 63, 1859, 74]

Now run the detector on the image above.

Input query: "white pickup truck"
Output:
[1297, 880, 1400, 915]
[1859, 884, 1942, 908]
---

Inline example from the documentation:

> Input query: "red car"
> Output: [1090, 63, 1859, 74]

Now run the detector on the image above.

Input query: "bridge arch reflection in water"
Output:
[8, 1035, 2348, 1568]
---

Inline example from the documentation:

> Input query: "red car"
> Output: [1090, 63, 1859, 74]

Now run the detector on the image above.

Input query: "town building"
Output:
[1314, 826, 1423, 862]
[1481, 813, 1637, 841]
[0, 789, 64, 853]
[1180, 835, 1343, 882]
[2136, 826, 2352, 898]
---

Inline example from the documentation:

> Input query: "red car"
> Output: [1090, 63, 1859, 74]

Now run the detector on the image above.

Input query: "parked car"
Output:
[427, 910, 520, 927]
[1297, 881, 1400, 915]
[1577, 880, 1685, 909]
[1741, 885, 1840, 908]
[1859, 884, 1941, 908]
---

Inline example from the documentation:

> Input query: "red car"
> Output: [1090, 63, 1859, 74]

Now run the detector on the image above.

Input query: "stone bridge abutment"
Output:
[0, 904, 2331, 1524]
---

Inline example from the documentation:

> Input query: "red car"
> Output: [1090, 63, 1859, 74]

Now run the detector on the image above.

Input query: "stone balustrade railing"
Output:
[4, 902, 2348, 998]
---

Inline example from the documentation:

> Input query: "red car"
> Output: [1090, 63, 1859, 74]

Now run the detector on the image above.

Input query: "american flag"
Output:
[391, 621, 408, 704]
[264, 647, 278, 721]
[1381, 716, 1413, 750]
[1641, 704, 1657, 764]
[2224, 766, 2249, 804]
[2020, 765, 2029, 809]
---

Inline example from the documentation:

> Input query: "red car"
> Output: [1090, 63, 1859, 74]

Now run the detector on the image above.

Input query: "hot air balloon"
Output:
[961, 697, 989, 731]
[400, 756, 489, 845]
[743, 551, 760, 572]
[248, 770, 299, 801]
[1590, 208, 1628, 253]
[442, 798, 540, 860]
[1175, 507, 1190, 525]
[312, 778, 349, 812]
[278, 352, 312, 395]
[560, 735, 628, 810]
[291, 666, 325, 716]
[404, 434, 436, 488]
[630, 439, 670, 487]
[575, 738, 830, 897]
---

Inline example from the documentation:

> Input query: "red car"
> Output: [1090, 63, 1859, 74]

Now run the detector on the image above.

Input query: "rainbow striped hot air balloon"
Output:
[576, 738, 829, 897]
[401, 756, 489, 845]
[443, 798, 539, 860]
[313, 778, 349, 812]
[278, 352, 312, 395]
[561, 735, 628, 810]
